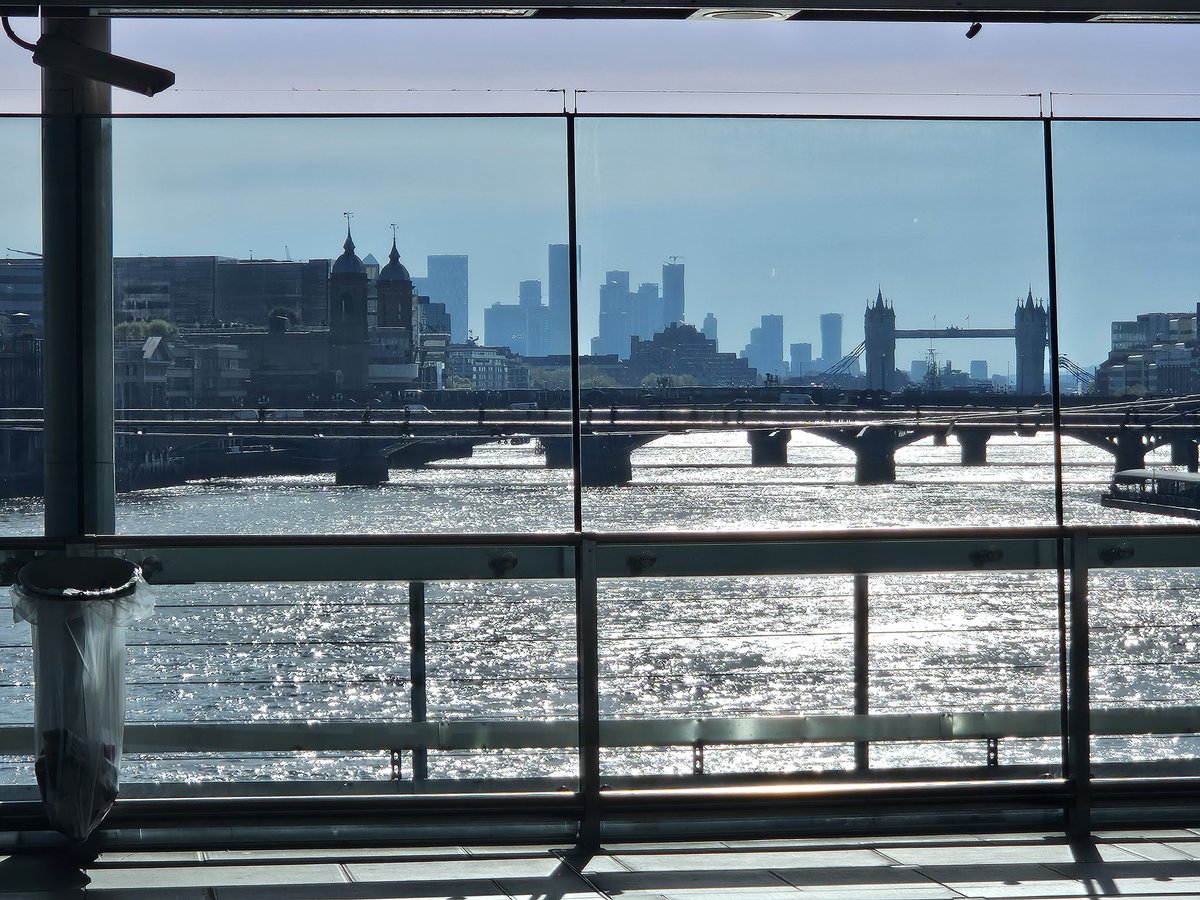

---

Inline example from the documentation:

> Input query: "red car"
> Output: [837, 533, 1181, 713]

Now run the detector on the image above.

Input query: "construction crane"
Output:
[5, 248, 41, 258]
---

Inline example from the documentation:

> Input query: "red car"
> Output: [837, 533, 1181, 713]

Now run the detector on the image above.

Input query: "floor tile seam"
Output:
[1041, 857, 1200, 876]
[1115, 842, 1193, 862]
[763, 866, 795, 889]
[553, 850, 621, 898]
[868, 846, 905, 867]
[904, 861, 968, 894]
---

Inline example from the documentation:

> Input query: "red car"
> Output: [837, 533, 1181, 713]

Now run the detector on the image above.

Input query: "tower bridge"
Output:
[864, 288, 1049, 394]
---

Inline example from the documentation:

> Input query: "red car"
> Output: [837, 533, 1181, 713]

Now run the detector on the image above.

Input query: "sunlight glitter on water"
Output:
[0, 430, 1198, 783]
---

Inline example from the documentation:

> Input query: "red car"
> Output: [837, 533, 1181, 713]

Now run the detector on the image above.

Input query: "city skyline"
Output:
[4, 117, 1199, 373]
[3, 18, 1200, 375]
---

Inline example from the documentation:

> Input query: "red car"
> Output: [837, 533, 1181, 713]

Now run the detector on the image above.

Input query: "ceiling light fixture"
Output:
[689, 7, 796, 19]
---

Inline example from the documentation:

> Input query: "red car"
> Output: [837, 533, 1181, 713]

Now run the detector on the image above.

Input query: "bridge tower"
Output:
[329, 222, 370, 393]
[1014, 289, 1048, 396]
[864, 288, 897, 391]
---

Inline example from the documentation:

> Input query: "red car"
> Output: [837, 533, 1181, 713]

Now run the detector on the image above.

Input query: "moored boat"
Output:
[1102, 468, 1200, 520]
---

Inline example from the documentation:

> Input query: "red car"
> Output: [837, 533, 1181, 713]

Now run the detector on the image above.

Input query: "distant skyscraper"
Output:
[743, 314, 784, 379]
[547, 243, 572, 355]
[594, 270, 634, 358]
[702, 312, 718, 348]
[790, 342, 812, 375]
[421, 255, 468, 343]
[662, 259, 684, 327]
[970, 360, 989, 381]
[633, 282, 662, 341]
[519, 280, 542, 309]
[486, 280, 550, 356]
[485, 302, 527, 355]
[820, 313, 843, 366]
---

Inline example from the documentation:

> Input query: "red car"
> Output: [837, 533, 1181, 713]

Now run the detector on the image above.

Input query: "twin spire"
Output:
[335, 215, 406, 278]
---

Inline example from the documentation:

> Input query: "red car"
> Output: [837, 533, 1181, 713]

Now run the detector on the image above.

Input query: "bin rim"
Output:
[17, 556, 140, 601]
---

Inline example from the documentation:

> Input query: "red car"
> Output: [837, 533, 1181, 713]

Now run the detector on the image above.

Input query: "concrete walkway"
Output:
[6, 830, 1200, 899]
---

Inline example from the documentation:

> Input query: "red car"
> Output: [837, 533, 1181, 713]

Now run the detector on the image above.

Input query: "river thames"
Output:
[1, 430, 1197, 785]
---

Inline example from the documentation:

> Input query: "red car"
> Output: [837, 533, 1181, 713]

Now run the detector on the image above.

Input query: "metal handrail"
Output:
[1, 706, 1194, 756]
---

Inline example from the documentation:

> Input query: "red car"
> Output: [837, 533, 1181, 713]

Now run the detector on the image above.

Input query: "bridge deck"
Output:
[895, 327, 1017, 339]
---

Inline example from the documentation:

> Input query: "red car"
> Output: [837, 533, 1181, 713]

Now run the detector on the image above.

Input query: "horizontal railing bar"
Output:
[1, 707, 1196, 755]
[0, 525, 1197, 584]
[596, 537, 1062, 577]
[0, 528, 1190, 585]
[124, 544, 574, 584]
[1, 523, 1199, 551]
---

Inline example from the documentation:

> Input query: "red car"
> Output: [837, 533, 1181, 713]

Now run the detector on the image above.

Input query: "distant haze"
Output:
[1, 19, 1198, 370]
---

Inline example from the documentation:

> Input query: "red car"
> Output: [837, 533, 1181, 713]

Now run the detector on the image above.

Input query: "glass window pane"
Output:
[111, 116, 572, 534]
[1090, 567, 1200, 774]
[112, 578, 576, 787]
[598, 569, 1060, 781]
[576, 117, 1052, 531]
[1054, 121, 1200, 527]
[0, 116, 44, 537]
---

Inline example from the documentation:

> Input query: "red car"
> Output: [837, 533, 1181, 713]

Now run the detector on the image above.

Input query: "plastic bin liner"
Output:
[11, 556, 154, 841]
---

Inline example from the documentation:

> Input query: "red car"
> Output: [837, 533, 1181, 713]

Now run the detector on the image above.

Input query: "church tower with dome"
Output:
[377, 231, 415, 333]
[328, 221, 370, 392]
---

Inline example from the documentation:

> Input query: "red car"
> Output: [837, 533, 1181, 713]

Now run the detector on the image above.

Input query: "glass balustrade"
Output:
[4, 94, 1200, 834]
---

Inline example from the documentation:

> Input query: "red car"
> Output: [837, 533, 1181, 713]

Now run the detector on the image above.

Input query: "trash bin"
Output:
[11, 556, 154, 841]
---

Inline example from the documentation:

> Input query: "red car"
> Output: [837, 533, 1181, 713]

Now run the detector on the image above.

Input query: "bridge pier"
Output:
[853, 426, 898, 485]
[1171, 438, 1200, 472]
[747, 429, 791, 466]
[933, 432, 948, 447]
[540, 434, 657, 487]
[1113, 430, 1150, 473]
[958, 430, 990, 466]
[335, 444, 390, 486]
[811, 424, 927, 486]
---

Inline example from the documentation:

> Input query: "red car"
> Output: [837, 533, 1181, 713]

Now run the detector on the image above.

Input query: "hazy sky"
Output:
[2, 18, 1199, 370]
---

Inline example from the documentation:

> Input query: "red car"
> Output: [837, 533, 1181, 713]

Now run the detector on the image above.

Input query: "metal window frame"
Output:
[12, 37, 1200, 841]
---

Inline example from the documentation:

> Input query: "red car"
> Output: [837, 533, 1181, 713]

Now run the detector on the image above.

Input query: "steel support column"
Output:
[41, 13, 115, 538]
[409, 581, 428, 783]
[576, 537, 601, 850]
[853, 573, 869, 772]
[1066, 530, 1091, 835]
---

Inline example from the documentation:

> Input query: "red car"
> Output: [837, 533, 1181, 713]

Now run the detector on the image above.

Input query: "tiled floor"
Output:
[7, 831, 1200, 899]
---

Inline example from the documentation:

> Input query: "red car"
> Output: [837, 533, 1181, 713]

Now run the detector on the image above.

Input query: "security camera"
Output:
[32, 34, 175, 96]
